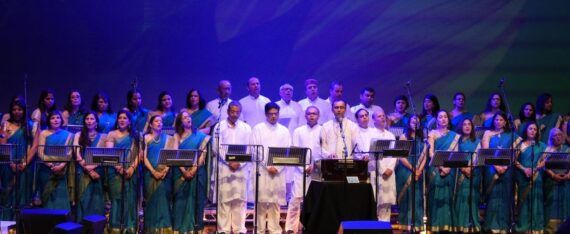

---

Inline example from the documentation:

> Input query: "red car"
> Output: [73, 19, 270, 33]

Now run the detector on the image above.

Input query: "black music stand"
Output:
[544, 152, 570, 174]
[477, 148, 517, 167]
[84, 147, 130, 233]
[65, 125, 83, 134]
[219, 144, 263, 233]
[38, 145, 74, 163]
[367, 140, 413, 198]
[0, 144, 23, 230]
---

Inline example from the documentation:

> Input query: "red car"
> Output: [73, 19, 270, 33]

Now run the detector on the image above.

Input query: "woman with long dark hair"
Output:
[172, 110, 210, 233]
[125, 89, 149, 133]
[536, 93, 563, 144]
[62, 90, 85, 126]
[476, 92, 506, 129]
[73, 111, 106, 221]
[514, 102, 536, 137]
[91, 91, 116, 133]
[148, 91, 176, 129]
[420, 94, 440, 131]
[180, 89, 214, 134]
[105, 110, 140, 233]
[31, 89, 57, 135]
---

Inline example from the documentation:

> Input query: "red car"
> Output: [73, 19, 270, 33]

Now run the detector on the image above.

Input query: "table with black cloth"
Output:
[301, 181, 377, 234]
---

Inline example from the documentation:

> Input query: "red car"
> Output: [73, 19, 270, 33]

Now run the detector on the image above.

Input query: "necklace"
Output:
[151, 134, 160, 144]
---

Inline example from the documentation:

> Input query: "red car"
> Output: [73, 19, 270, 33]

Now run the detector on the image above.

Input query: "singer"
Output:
[320, 99, 359, 159]
[205, 80, 233, 123]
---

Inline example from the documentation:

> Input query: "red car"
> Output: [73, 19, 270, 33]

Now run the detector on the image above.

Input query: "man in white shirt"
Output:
[285, 106, 322, 233]
[320, 99, 359, 159]
[206, 80, 233, 123]
[239, 77, 271, 127]
[324, 80, 354, 122]
[298, 78, 330, 124]
[350, 87, 384, 128]
[212, 101, 251, 234]
[250, 102, 291, 234]
[275, 83, 304, 134]
[361, 109, 397, 221]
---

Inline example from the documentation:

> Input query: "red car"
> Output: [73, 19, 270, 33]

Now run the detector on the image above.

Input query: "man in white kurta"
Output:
[212, 101, 251, 233]
[298, 79, 330, 125]
[275, 83, 304, 134]
[206, 80, 233, 123]
[320, 99, 360, 159]
[359, 109, 397, 221]
[285, 106, 322, 233]
[239, 77, 271, 128]
[250, 102, 291, 234]
[350, 87, 384, 128]
[324, 80, 354, 122]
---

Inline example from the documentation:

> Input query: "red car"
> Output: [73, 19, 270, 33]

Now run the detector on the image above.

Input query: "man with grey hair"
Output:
[206, 80, 233, 122]
[298, 78, 330, 124]
[276, 83, 304, 133]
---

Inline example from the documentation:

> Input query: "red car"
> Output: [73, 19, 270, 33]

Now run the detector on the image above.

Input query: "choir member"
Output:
[513, 122, 545, 233]
[420, 94, 440, 131]
[425, 110, 457, 232]
[62, 89, 85, 126]
[350, 88, 384, 128]
[514, 102, 536, 137]
[73, 111, 106, 221]
[544, 128, 570, 233]
[475, 92, 506, 129]
[172, 110, 211, 233]
[325, 80, 353, 122]
[481, 111, 521, 233]
[239, 77, 271, 127]
[181, 89, 214, 134]
[388, 95, 412, 128]
[31, 89, 57, 136]
[450, 92, 474, 133]
[250, 102, 291, 234]
[149, 91, 176, 128]
[536, 93, 563, 144]
[298, 78, 330, 124]
[285, 106, 322, 233]
[275, 83, 304, 133]
[320, 99, 359, 159]
[206, 80, 233, 123]
[105, 110, 140, 233]
[396, 115, 425, 232]
[453, 118, 481, 232]
[212, 101, 251, 234]
[125, 89, 149, 133]
[91, 91, 116, 133]
[142, 115, 174, 233]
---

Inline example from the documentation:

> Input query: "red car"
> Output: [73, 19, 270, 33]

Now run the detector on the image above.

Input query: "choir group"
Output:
[0, 77, 569, 234]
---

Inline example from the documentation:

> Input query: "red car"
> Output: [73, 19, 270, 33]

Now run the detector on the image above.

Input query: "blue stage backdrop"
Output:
[1, 1, 569, 115]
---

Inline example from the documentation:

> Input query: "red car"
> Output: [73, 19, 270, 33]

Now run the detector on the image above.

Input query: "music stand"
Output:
[84, 147, 130, 233]
[477, 148, 518, 166]
[65, 125, 83, 134]
[0, 144, 23, 231]
[219, 144, 263, 233]
[544, 152, 570, 174]
[161, 126, 176, 136]
[38, 145, 74, 163]
[366, 140, 413, 196]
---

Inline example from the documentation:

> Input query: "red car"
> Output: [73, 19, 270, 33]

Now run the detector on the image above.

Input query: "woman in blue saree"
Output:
[148, 91, 176, 129]
[172, 110, 210, 233]
[453, 118, 481, 232]
[543, 128, 570, 233]
[481, 111, 521, 233]
[91, 92, 116, 134]
[388, 95, 412, 128]
[62, 90, 86, 126]
[143, 115, 173, 233]
[476, 93, 506, 129]
[35, 110, 73, 210]
[420, 94, 440, 131]
[73, 111, 106, 221]
[450, 92, 474, 133]
[125, 89, 149, 134]
[105, 110, 141, 233]
[514, 122, 545, 233]
[0, 100, 32, 220]
[535, 93, 563, 144]
[426, 110, 459, 232]
[514, 102, 536, 137]
[396, 115, 425, 232]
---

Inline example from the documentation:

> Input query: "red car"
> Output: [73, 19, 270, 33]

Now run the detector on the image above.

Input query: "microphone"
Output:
[218, 98, 227, 109]
[498, 79, 505, 88]
[406, 80, 412, 87]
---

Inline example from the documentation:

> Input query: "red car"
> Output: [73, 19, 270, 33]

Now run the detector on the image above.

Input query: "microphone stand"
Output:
[405, 81, 420, 232]
[214, 98, 224, 233]
[338, 117, 349, 178]
[499, 78, 517, 233]
[529, 141, 535, 232]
